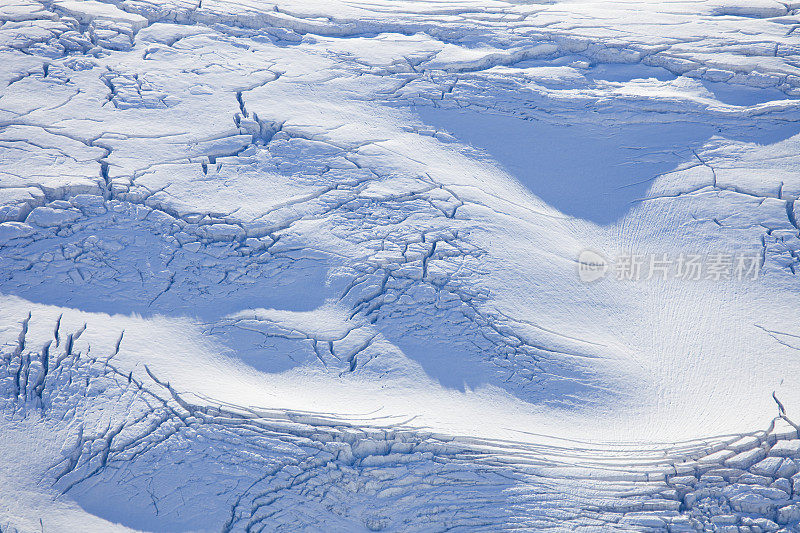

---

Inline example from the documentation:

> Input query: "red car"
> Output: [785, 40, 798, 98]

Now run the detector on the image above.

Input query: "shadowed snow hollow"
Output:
[1, 0, 800, 531]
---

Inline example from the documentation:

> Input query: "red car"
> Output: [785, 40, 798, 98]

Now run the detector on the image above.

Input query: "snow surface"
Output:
[1, 0, 800, 531]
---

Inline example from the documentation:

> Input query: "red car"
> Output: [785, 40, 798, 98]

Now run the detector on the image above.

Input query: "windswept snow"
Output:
[1, 0, 800, 531]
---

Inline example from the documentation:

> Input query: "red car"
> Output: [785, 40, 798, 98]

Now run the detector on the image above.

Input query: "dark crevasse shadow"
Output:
[414, 106, 799, 225]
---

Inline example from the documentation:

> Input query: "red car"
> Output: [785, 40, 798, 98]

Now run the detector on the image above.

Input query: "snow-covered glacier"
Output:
[2, 0, 800, 531]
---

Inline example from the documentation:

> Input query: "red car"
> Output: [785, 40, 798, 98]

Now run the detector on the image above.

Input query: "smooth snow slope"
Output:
[1, 0, 800, 531]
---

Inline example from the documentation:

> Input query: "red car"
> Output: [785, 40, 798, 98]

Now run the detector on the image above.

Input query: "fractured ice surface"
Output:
[2, 0, 800, 531]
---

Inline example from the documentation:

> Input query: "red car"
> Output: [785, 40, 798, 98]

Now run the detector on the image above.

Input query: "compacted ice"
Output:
[1, 0, 800, 531]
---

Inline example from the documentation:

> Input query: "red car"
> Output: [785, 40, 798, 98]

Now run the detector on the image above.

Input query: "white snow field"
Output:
[1, 0, 800, 530]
